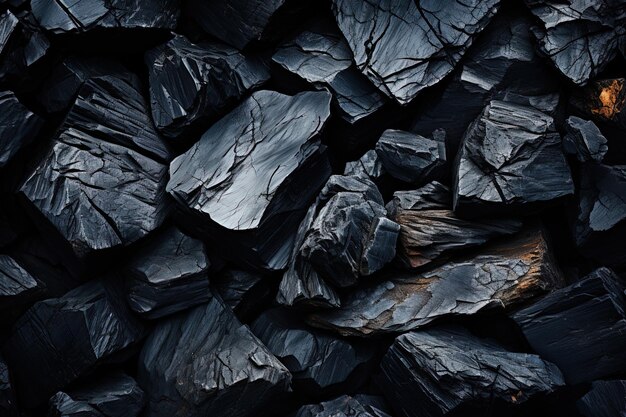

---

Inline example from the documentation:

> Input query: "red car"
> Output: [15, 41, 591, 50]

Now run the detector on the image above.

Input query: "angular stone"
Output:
[577, 380, 626, 417]
[251, 308, 376, 395]
[386, 181, 451, 217]
[138, 296, 291, 417]
[512, 267, 626, 385]
[3, 280, 144, 405]
[211, 269, 271, 320]
[378, 327, 565, 417]
[309, 229, 562, 336]
[146, 35, 269, 138]
[332, 0, 500, 105]
[0, 254, 41, 309]
[453, 100, 574, 216]
[343, 150, 385, 182]
[0, 355, 17, 417]
[20, 73, 170, 258]
[167, 90, 332, 271]
[125, 227, 210, 319]
[0, 91, 43, 167]
[563, 116, 608, 162]
[293, 395, 392, 417]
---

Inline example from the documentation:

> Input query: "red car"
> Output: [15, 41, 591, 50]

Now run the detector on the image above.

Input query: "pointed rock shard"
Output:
[577, 380, 626, 417]
[3, 280, 144, 405]
[512, 267, 626, 384]
[138, 296, 291, 417]
[453, 100, 574, 216]
[168, 90, 332, 271]
[293, 395, 392, 417]
[378, 327, 565, 417]
[0, 91, 43, 167]
[146, 35, 269, 138]
[563, 116, 608, 162]
[309, 229, 562, 336]
[332, 0, 500, 105]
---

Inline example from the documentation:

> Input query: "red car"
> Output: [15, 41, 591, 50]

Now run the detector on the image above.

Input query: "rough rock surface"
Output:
[343, 150, 385, 182]
[293, 395, 392, 417]
[0, 91, 43, 167]
[563, 116, 608, 162]
[576, 380, 626, 417]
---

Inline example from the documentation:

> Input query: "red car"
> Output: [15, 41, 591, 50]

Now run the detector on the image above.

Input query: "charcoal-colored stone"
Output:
[512, 267, 626, 385]
[378, 326, 565, 417]
[332, 0, 500, 105]
[577, 380, 626, 417]
[564, 116, 608, 162]
[0, 254, 41, 309]
[0, 355, 17, 417]
[386, 181, 451, 217]
[48, 372, 144, 417]
[212, 269, 271, 319]
[146, 35, 269, 138]
[125, 227, 210, 319]
[138, 295, 291, 417]
[293, 395, 392, 417]
[251, 308, 376, 395]
[343, 150, 385, 182]
[20, 73, 170, 258]
[0, 91, 43, 167]
[3, 280, 144, 405]
[309, 229, 562, 336]
[453, 100, 573, 216]
[167, 90, 332, 271]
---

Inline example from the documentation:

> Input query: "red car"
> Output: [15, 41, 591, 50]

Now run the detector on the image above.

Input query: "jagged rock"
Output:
[332, 0, 500, 105]
[374, 129, 446, 184]
[293, 395, 392, 417]
[378, 326, 565, 417]
[0, 355, 17, 417]
[138, 295, 291, 417]
[577, 380, 626, 417]
[251, 308, 376, 395]
[563, 116, 608, 162]
[3, 280, 144, 405]
[20, 73, 170, 258]
[0, 254, 42, 309]
[343, 150, 385, 182]
[212, 269, 271, 319]
[524, 0, 626, 85]
[125, 227, 210, 319]
[309, 229, 562, 336]
[386, 181, 451, 217]
[167, 90, 332, 271]
[48, 372, 144, 417]
[0, 91, 43, 167]
[31, 0, 179, 33]
[453, 100, 573, 216]
[146, 35, 269, 138]
[512, 267, 626, 384]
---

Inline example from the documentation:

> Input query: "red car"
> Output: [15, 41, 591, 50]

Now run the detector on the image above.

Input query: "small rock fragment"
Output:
[343, 150, 385, 182]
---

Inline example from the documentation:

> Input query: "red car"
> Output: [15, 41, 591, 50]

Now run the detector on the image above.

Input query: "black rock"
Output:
[31, 0, 179, 33]
[512, 267, 626, 385]
[374, 129, 446, 184]
[20, 73, 170, 258]
[563, 116, 608, 162]
[0, 91, 43, 167]
[3, 280, 145, 405]
[167, 90, 332, 271]
[138, 295, 291, 417]
[212, 269, 272, 320]
[577, 380, 626, 417]
[146, 34, 269, 138]
[385, 181, 451, 217]
[343, 150, 385, 183]
[125, 227, 210, 319]
[293, 395, 392, 417]
[0, 355, 17, 417]
[453, 100, 573, 216]
[0, 254, 42, 309]
[250, 308, 376, 396]
[309, 229, 562, 336]
[48, 372, 144, 417]
[378, 326, 565, 417]
[332, 0, 500, 105]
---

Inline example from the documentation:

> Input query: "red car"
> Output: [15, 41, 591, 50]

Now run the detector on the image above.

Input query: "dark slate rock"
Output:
[20, 73, 170, 258]
[524, 0, 626, 85]
[48, 372, 144, 417]
[453, 100, 573, 216]
[293, 395, 392, 417]
[309, 229, 562, 336]
[3, 280, 144, 405]
[0, 355, 17, 417]
[167, 90, 332, 271]
[577, 380, 626, 417]
[125, 227, 210, 319]
[251, 308, 376, 395]
[343, 150, 385, 182]
[31, 0, 179, 33]
[0, 254, 41, 309]
[332, 0, 500, 105]
[512, 267, 626, 385]
[146, 34, 270, 138]
[138, 295, 291, 417]
[0, 91, 43, 167]
[212, 269, 271, 319]
[375, 129, 446, 184]
[378, 327, 565, 417]
[564, 116, 608, 162]
[385, 181, 451, 217]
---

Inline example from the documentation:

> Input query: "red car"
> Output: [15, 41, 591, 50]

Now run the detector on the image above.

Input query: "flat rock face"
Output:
[577, 380, 626, 417]
[138, 296, 291, 417]
[512, 267, 626, 385]
[453, 100, 574, 216]
[0, 91, 43, 167]
[3, 281, 144, 405]
[564, 116, 608, 162]
[146, 35, 269, 138]
[309, 229, 562, 336]
[378, 327, 565, 417]
[168, 90, 332, 270]
[20, 73, 170, 258]
[332, 0, 500, 105]
[293, 395, 392, 417]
